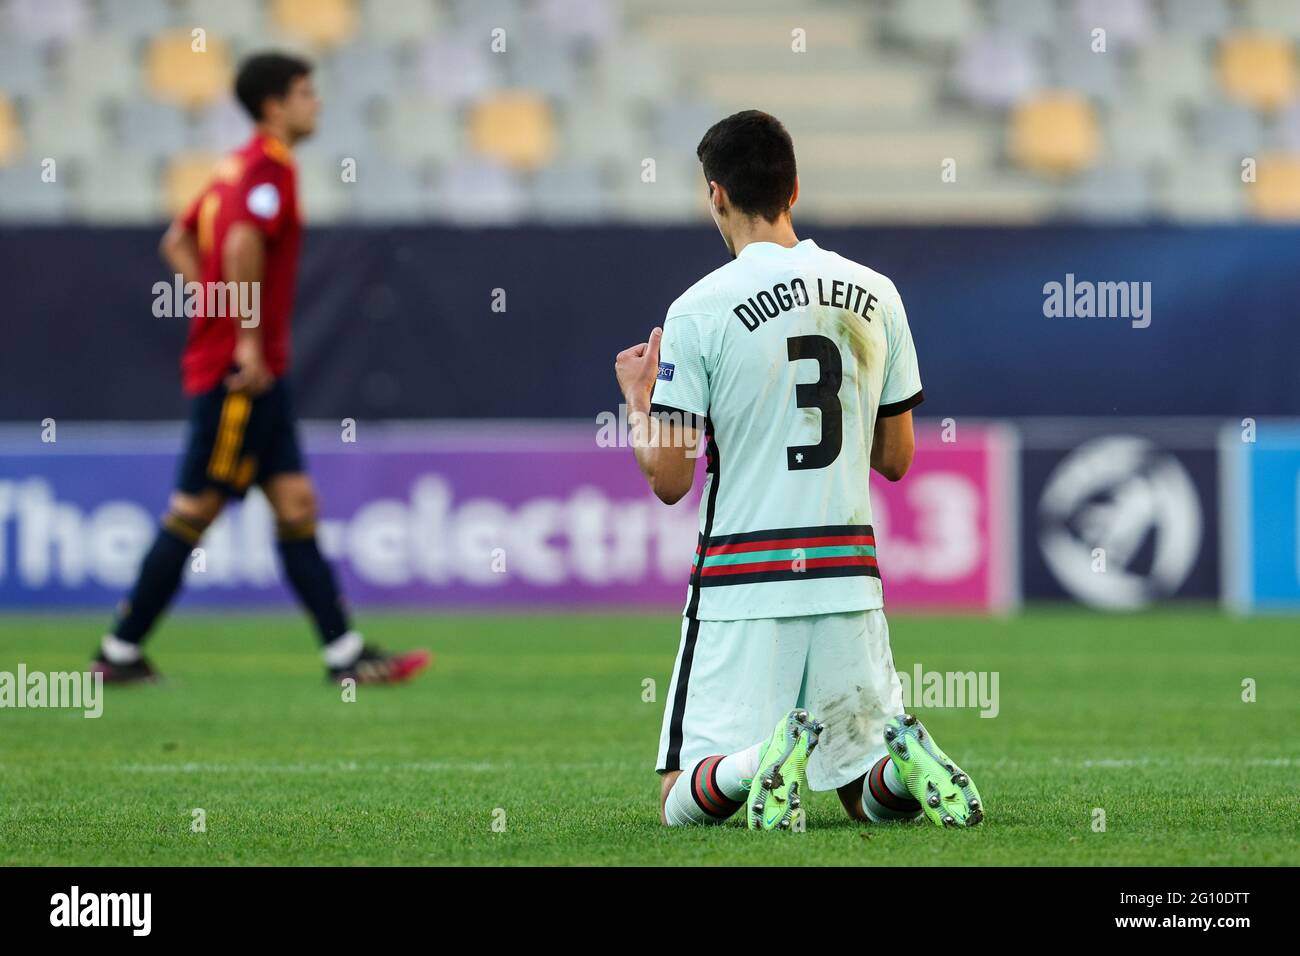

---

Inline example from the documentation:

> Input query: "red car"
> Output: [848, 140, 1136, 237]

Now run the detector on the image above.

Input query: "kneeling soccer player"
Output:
[613, 111, 982, 830]
[92, 53, 429, 687]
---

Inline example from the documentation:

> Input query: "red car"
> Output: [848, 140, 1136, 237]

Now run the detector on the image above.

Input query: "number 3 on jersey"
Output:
[786, 334, 842, 471]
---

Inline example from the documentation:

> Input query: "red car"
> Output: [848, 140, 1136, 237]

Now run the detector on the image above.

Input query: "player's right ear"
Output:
[708, 180, 726, 217]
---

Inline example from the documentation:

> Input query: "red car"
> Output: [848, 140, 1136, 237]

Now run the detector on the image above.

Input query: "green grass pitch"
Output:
[0, 610, 1296, 866]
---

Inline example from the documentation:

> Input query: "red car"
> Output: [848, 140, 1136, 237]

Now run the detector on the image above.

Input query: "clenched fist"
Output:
[614, 326, 663, 410]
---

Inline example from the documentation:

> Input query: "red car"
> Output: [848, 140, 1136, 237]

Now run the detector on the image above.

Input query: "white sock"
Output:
[718, 742, 762, 792]
[861, 755, 922, 822]
[663, 746, 759, 826]
[322, 631, 363, 668]
[101, 634, 142, 665]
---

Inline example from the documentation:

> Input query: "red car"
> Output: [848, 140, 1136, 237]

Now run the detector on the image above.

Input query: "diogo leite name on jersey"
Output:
[732, 277, 880, 331]
[50, 886, 151, 936]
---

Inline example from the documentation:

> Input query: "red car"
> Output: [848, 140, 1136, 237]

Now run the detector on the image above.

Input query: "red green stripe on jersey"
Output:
[693, 524, 880, 587]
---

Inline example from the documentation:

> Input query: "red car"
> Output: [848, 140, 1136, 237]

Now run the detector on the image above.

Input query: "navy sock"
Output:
[111, 514, 203, 645]
[276, 521, 350, 646]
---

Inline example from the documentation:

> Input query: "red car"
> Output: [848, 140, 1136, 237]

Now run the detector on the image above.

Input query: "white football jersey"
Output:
[650, 238, 923, 621]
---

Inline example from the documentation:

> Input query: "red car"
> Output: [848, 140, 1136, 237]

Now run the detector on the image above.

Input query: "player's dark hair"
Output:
[696, 110, 797, 223]
[234, 52, 313, 121]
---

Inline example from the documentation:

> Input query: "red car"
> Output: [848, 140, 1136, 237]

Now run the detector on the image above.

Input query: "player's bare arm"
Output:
[159, 220, 201, 286]
[222, 221, 273, 396]
[871, 409, 915, 481]
[615, 325, 698, 505]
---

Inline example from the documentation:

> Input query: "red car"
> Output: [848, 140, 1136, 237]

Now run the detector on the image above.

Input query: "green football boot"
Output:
[883, 714, 983, 828]
[746, 708, 824, 831]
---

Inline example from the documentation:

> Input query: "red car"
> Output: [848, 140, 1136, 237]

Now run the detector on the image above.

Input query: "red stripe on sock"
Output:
[869, 758, 919, 813]
[691, 756, 740, 818]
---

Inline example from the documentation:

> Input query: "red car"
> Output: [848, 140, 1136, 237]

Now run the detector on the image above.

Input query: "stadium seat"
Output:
[1275, 102, 1300, 150]
[560, 96, 647, 167]
[101, 0, 179, 42]
[295, 156, 352, 220]
[350, 154, 434, 221]
[1062, 165, 1153, 220]
[185, 0, 266, 47]
[379, 95, 460, 165]
[0, 164, 72, 220]
[359, 0, 442, 42]
[434, 156, 528, 223]
[145, 30, 233, 109]
[8, 0, 87, 45]
[1009, 93, 1100, 177]
[886, 0, 979, 53]
[1155, 155, 1244, 219]
[611, 156, 704, 222]
[115, 101, 190, 159]
[537, 0, 621, 48]
[1192, 102, 1265, 156]
[530, 161, 612, 222]
[506, 35, 583, 100]
[1106, 100, 1185, 165]
[320, 40, 403, 114]
[1216, 33, 1297, 111]
[989, 0, 1058, 41]
[162, 152, 221, 216]
[1161, 0, 1231, 42]
[195, 97, 254, 153]
[414, 32, 500, 105]
[54, 32, 139, 104]
[1070, 0, 1154, 48]
[652, 101, 724, 153]
[270, 0, 358, 49]
[1244, 0, 1300, 38]
[26, 94, 111, 165]
[952, 30, 1044, 109]
[72, 152, 160, 221]
[1048, 31, 1122, 101]
[589, 36, 674, 107]
[1248, 153, 1300, 219]
[1135, 36, 1212, 105]
[0, 39, 47, 100]
[468, 92, 557, 171]
[0, 96, 24, 168]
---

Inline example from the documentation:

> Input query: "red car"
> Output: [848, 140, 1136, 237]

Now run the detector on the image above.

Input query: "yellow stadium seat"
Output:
[146, 31, 232, 109]
[1009, 93, 1099, 177]
[1249, 154, 1300, 220]
[272, 0, 358, 49]
[468, 92, 557, 171]
[1217, 33, 1296, 112]
[163, 152, 221, 217]
[0, 95, 23, 167]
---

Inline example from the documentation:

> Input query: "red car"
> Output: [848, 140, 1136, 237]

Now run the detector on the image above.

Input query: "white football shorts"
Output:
[655, 609, 904, 792]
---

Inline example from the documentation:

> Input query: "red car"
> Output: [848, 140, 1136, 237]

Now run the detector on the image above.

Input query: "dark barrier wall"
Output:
[2, 225, 1297, 421]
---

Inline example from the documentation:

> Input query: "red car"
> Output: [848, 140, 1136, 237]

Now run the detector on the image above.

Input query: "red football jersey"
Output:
[178, 133, 302, 395]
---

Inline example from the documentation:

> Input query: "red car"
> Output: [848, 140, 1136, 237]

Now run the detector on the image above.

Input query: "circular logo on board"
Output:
[1038, 436, 1201, 609]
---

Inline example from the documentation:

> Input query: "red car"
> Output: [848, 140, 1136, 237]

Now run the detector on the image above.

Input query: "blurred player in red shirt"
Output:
[94, 53, 429, 685]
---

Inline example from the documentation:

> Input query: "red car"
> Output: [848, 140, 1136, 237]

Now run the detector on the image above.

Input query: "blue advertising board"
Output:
[1223, 423, 1300, 611]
